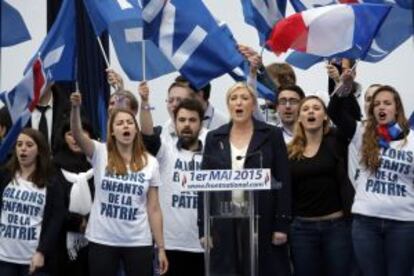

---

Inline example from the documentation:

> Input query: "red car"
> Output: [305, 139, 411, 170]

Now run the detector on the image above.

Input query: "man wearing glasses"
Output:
[276, 85, 305, 143]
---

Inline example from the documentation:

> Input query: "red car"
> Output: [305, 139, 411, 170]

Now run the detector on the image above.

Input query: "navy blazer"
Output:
[198, 118, 291, 239]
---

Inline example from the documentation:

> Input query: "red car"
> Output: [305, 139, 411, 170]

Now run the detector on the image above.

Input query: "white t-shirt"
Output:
[86, 141, 161, 247]
[0, 177, 47, 264]
[231, 144, 247, 205]
[156, 134, 206, 253]
[351, 123, 414, 221]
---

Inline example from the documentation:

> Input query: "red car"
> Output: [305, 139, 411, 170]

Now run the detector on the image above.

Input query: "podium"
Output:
[181, 168, 271, 276]
[203, 190, 259, 276]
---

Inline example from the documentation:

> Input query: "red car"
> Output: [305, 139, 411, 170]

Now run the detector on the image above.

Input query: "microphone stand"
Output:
[237, 151, 263, 276]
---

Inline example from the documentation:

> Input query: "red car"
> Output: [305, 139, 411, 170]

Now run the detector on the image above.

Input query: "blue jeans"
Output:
[0, 260, 48, 276]
[352, 214, 414, 276]
[290, 217, 353, 276]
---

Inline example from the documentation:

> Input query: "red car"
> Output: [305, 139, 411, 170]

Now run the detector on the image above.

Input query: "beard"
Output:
[178, 128, 200, 150]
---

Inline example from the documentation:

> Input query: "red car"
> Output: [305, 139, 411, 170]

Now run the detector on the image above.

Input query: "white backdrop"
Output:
[1, 0, 413, 125]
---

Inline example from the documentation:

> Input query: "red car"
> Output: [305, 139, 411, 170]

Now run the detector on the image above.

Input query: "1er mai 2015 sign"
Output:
[180, 169, 271, 192]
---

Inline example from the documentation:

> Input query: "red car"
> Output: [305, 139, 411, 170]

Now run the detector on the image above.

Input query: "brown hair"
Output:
[288, 96, 331, 160]
[265, 63, 296, 88]
[110, 90, 139, 114]
[106, 108, 148, 175]
[361, 85, 409, 172]
[7, 128, 52, 187]
[168, 77, 196, 96]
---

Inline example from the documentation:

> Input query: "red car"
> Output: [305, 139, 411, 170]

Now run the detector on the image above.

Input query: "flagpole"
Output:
[142, 40, 146, 81]
[96, 36, 110, 68]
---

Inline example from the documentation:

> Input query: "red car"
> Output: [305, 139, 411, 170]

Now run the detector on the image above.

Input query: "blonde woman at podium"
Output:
[199, 82, 292, 276]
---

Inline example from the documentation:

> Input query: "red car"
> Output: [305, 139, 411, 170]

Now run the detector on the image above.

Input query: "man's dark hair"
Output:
[173, 98, 205, 121]
[278, 85, 306, 100]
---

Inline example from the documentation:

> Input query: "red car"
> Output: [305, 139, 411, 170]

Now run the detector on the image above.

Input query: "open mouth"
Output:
[378, 112, 386, 120]
[19, 154, 27, 159]
[307, 117, 316, 122]
[122, 131, 131, 137]
[235, 108, 244, 115]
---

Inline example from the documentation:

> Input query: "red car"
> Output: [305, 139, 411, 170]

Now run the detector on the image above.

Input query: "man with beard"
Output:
[139, 82, 206, 276]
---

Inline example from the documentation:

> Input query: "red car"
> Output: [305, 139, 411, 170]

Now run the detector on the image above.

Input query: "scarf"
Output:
[376, 122, 403, 149]
[61, 169, 93, 261]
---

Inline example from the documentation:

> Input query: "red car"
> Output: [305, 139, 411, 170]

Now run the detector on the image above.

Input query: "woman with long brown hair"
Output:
[328, 85, 414, 276]
[0, 128, 64, 275]
[70, 92, 168, 276]
[288, 95, 353, 276]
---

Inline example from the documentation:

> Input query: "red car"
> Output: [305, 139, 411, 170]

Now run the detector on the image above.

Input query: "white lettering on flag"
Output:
[159, 2, 207, 69]
[43, 46, 65, 69]
[125, 27, 143, 43]
[142, 0, 165, 23]
[116, 0, 133, 10]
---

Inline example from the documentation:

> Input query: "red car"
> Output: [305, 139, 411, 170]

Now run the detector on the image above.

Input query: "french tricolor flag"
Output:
[266, 3, 391, 57]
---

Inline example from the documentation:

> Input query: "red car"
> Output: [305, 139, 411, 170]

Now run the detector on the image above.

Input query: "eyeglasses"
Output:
[278, 98, 300, 106]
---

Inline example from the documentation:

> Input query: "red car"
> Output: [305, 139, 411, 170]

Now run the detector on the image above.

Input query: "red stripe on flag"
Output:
[266, 13, 308, 55]
[28, 58, 46, 112]
[338, 0, 359, 3]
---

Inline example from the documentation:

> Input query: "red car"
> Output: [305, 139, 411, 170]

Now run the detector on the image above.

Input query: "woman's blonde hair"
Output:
[106, 108, 148, 175]
[361, 85, 409, 172]
[288, 96, 331, 160]
[226, 82, 257, 106]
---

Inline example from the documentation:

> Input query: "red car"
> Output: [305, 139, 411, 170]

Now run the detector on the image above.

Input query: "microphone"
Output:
[235, 151, 263, 169]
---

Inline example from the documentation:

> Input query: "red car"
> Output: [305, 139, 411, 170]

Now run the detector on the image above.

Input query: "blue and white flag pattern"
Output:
[142, 0, 245, 89]
[25, 0, 77, 81]
[241, 0, 287, 46]
[83, 0, 175, 81]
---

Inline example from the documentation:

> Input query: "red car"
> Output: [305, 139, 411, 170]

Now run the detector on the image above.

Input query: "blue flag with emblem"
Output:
[25, 0, 76, 81]
[1, 0, 31, 47]
[241, 0, 287, 46]
[83, 0, 175, 81]
[142, 0, 245, 89]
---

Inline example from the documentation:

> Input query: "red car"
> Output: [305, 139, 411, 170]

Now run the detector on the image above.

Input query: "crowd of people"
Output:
[0, 48, 413, 276]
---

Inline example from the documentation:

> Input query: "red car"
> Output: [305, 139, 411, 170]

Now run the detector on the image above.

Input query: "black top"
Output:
[290, 138, 343, 217]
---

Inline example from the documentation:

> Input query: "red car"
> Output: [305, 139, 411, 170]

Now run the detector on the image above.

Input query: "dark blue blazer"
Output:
[198, 118, 291, 236]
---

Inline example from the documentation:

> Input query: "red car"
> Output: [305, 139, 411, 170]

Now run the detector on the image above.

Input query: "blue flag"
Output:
[1, 1, 31, 47]
[83, 0, 175, 81]
[241, 0, 287, 46]
[25, 0, 77, 81]
[286, 51, 323, 69]
[142, 0, 245, 89]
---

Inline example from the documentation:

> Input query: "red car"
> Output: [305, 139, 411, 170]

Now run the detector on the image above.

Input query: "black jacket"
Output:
[198, 118, 291, 236]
